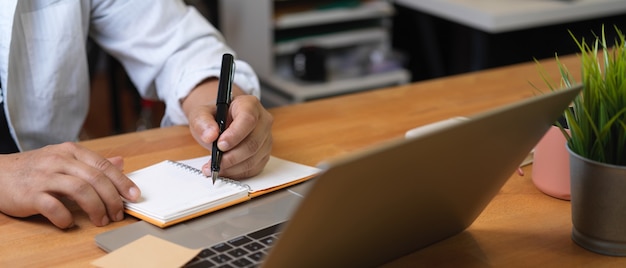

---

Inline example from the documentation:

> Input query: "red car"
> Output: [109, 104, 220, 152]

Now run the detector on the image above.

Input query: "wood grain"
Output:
[3, 53, 623, 267]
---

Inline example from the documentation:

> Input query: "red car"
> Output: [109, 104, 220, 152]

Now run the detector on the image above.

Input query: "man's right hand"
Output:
[0, 142, 141, 229]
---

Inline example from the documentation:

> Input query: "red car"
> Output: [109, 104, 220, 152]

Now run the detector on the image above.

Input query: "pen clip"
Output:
[217, 54, 235, 105]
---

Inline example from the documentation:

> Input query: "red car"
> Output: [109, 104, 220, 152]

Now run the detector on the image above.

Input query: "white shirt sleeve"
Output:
[89, 0, 260, 126]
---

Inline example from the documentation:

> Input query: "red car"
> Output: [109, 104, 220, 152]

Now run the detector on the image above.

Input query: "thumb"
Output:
[189, 105, 220, 147]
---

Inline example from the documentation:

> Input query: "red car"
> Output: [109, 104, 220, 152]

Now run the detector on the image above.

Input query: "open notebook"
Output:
[124, 156, 320, 227]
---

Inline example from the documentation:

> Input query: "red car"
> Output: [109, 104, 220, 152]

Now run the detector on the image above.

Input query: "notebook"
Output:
[96, 85, 581, 267]
[124, 156, 320, 227]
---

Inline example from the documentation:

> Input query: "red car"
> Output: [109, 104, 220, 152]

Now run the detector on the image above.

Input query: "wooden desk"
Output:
[2, 54, 625, 267]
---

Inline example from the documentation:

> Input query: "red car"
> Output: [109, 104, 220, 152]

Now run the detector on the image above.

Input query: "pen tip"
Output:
[211, 171, 219, 184]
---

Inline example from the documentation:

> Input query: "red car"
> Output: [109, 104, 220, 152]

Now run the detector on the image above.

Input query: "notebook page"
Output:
[180, 156, 321, 192]
[125, 160, 248, 222]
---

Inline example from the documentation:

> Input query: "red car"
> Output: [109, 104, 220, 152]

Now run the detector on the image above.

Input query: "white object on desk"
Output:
[405, 117, 469, 139]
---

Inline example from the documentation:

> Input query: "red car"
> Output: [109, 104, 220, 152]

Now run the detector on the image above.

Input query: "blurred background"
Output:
[83, 0, 626, 139]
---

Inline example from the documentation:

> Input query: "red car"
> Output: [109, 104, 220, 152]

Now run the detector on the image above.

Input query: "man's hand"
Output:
[0, 142, 141, 229]
[183, 79, 273, 179]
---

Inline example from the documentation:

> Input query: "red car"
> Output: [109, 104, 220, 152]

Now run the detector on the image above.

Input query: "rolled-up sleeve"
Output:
[89, 0, 260, 126]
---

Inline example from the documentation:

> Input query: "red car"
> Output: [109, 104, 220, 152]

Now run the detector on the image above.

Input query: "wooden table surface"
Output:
[2, 53, 625, 267]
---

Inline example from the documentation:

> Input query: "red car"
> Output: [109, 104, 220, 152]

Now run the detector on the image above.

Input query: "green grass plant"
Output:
[538, 26, 626, 166]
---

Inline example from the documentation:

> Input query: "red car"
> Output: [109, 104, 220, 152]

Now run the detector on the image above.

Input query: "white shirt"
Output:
[0, 0, 260, 151]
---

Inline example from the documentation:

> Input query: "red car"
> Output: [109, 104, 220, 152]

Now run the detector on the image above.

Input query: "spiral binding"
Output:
[166, 160, 252, 192]
[166, 160, 203, 176]
[219, 177, 252, 192]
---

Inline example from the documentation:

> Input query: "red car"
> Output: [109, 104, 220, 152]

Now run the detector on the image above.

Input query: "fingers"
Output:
[35, 173, 110, 228]
[58, 143, 140, 224]
[194, 95, 273, 179]
[188, 95, 270, 151]
[70, 146, 140, 202]
[202, 137, 271, 179]
[34, 194, 74, 229]
[12, 172, 112, 228]
[0, 143, 142, 229]
[60, 162, 125, 225]
[107, 156, 124, 171]
[220, 95, 272, 151]
[188, 104, 219, 148]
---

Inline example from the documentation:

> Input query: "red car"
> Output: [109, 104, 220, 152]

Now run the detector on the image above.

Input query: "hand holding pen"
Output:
[180, 53, 273, 181]
[211, 53, 235, 184]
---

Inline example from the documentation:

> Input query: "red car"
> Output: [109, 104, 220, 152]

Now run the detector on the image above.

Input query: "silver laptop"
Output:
[96, 85, 581, 267]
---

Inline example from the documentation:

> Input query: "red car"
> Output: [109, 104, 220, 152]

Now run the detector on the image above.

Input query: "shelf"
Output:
[262, 69, 410, 102]
[274, 1, 394, 29]
[220, 0, 409, 106]
[259, 85, 293, 108]
[274, 27, 388, 55]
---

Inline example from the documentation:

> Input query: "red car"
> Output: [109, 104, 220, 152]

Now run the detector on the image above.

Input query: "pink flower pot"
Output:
[532, 126, 570, 200]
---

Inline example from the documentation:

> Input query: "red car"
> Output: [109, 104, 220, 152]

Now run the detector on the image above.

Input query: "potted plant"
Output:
[540, 26, 626, 256]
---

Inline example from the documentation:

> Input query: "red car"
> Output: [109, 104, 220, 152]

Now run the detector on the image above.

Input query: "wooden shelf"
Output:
[274, 27, 388, 55]
[219, 0, 409, 106]
[274, 1, 394, 29]
[263, 69, 410, 103]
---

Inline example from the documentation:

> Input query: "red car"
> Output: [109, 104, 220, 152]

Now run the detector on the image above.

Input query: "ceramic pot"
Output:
[569, 147, 626, 256]
[532, 126, 571, 200]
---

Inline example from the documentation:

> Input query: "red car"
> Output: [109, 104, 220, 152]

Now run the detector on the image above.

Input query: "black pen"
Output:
[211, 53, 235, 184]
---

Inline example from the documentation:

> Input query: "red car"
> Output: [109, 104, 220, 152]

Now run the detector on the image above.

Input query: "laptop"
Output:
[95, 85, 581, 267]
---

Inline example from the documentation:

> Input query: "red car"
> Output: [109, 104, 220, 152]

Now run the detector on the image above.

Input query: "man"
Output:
[0, 1, 273, 229]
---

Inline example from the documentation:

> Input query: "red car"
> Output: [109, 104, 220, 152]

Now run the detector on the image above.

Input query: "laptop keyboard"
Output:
[184, 222, 284, 268]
